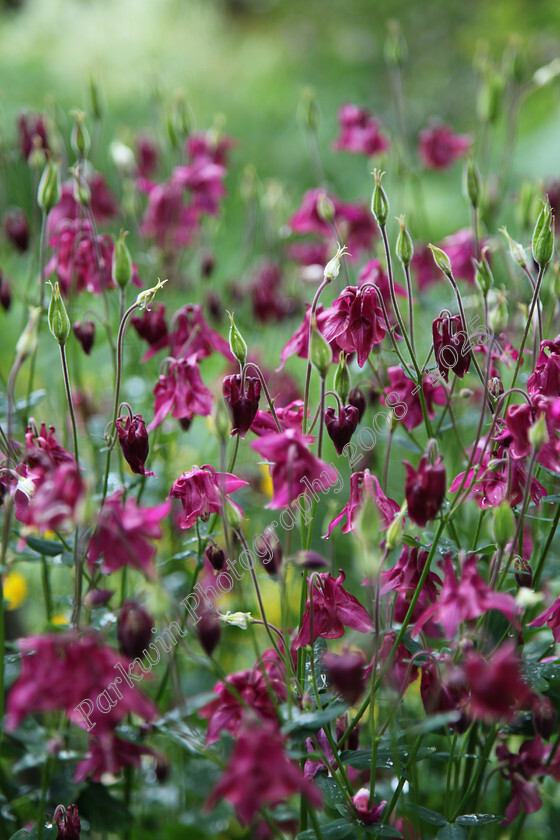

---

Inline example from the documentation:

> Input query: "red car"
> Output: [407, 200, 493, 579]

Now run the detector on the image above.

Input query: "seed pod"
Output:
[48, 282, 71, 346]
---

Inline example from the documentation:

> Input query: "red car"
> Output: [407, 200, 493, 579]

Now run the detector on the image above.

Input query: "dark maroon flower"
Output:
[117, 600, 155, 659]
[348, 386, 367, 421]
[432, 314, 471, 381]
[205, 542, 227, 572]
[170, 303, 234, 362]
[207, 720, 321, 825]
[25, 421, 74, 467]
[466, 642, 533, 722]
[326, 469, 400, 537]
[75, 732, 155, 783]
[47, 176, 118, 235]
[278, 304, 341, 371]
[404, 454, 447, 527]
[131, 302, 169, 361]
[116, 413, 154, 476]
[73, 320, 95, 355]
[420, 658, 469, 732]
[418, 123, 470, 169]
[323, 649, 367, 704]
[377, 631, 419, 695]
[496, 736, 547, 823]
[381, 366, 446, 432]
[532, 694, 557, 740]
[15, 459, 85, 535]
[322, 285, 388, 367]
[380, 544, 442, 603]
[254, 528, 283, 576]
[222, 374, 262, 438]
[324, 404, 360, 454]
[54, 804, 81, 840]
[197, 609, 221, 657]
[251, 261, 297, 323]
[333, 104, 390, 156]
[136, 135, 160, 177]
[18, 112, 49, 161]
[0, 270, 11, 311]
[3, 207, 29, 252]
[169, 465, 247, 530]
[293, 570, 374, 649]
[527, 335, 560, 398]
[149, 355, 214, 431]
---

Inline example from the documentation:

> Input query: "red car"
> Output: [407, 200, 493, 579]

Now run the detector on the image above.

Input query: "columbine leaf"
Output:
[406, 804, 447, 826]
[455, 814, 503, 826]
[437, 825, 469, 840]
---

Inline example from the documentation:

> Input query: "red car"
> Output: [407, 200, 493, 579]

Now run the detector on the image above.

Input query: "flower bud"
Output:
[532, 198, 555, 268]
[323, 649, 367, 705]
[528, 412, 549, 450]
[474, 248, 494, 296]
[116, 413, 153, 476]
[73, 320, 95, 355]
[48, 282, 71, 346]
[37, 159, 61, 214]
[396, 215, 414, 267]
[324, 242, 349, 281]
[491, 501, 515, 549]
[428, 244, 452, 278]
[309, 313, 331, 378]
[254, 528, 282, 576]
[89, 73, 103, 120]
[371, 169, 389, 226]
[488, 377, 504, 400]
[135, 278, 168, 310]
[213, 397, 231, 442]
[204, 543, 226, 572]
[221, 610, 253, 629]
[513, 556, 533, 589]
[384, 19, 407, 66]
[348, 387, 367, 422]
[112, 230, 133, 289]
[464, 157, 481, 208]
[224, 498, 243, 530]
[519, 181, 539, 231]
[227, 312, 247, 367]
[4, 207, 29, 252]
[0, 271, 12, 312]
[317, 191, 335, 224]
[54, 804, 81, 840]
[197, 609, 221, 657]
[385, 505, 406, 552]
[325, 404, 360, 455]
[334, 352, 351, 404]
[299, 86, 320, 132]
[222, 374, 261, 438]
[117, 600, 154, 659]
[70, 110, 90, 159]
[532, 694, 557, 740]
[501, 227, 527, 267]
[488, 292, 508, 334]
[16, 307, 41, 360]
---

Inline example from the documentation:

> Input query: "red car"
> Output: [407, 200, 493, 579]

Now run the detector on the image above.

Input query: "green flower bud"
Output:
[464, 157, 481, 209]
[333, 352, 351, 404]
[213, 397, 231, 442]
[371, 170, 389, 226]
[519, 181, 538, 231]
[384, 19, 407, 67]
[224, 498, 243, 531]
[70, 110, 91, 159]
[385, 504, 406, 552]
[299, 86, 320, 132]
[324, 242, 349, 281]
[474, 248, 494, 296]
[317, 192, 335, 224]
[492, 501, 515, 549]
[428, 244, 452, 278]
[532, 198, 555, 268]
[112, 230, 133, 289]
[488, 292, 508, 334]
[16, 307, 41, 360]
[513, 556, 533, 588]
[227, 312, 247, 367]
[396, 215, 414, 267]
[220, 610, 253, 629]
[500, 227, 527, 267]
[48, 282, 71, 346]
[309, 313, 331, 378]
[528, 412, 549, 450]
[477, 71, 504, 124]
[37, 159, 61, 214]
[89, 73, 103, 120]
[135, 277, 168, 310]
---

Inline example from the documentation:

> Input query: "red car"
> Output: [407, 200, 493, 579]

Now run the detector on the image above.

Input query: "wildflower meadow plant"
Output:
[2, 27, 560, 840]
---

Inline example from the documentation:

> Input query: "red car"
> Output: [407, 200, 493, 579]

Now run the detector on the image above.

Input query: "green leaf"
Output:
[283, 701, 347, 737]
[297, 820, 356, 840]
[25, 536, 65, 556]
[77, 781, 131, 832]
[455, 814, 504, 826]
[364, 826, 403, 838]
[406, 804, 447, 826]
[542, 494, 560, 504]
[314, 774, 348, 811]
[340, 745, 436, 771]
[437, 825, 469, 840]
[9, 826, 56, 840]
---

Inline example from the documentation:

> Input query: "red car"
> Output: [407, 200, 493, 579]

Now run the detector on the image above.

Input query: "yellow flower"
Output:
[260, 462, 273, 498]
[51, 613, 69, 626]
[3, 572, 28, 610]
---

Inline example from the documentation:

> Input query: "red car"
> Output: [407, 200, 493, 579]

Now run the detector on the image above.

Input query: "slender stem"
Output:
[507, 265, 545, 406]
[403, 263, 415, 355]
[317, 377, 326, 458]
[243, 362, 282, 432]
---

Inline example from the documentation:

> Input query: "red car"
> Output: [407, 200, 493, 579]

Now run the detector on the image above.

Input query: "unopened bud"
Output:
[48, 282, 71, 346]
[70, 110, 90, 158]
[371, 170, 389, 226]
[135, 278, 168, 311]
[204, 543, 226, 572]
[299, 87, 320, 132]
[112, 230, 133, 289]
[384, 19, 407, 67]
[309, 314, 331, 378]
[500, 227, 527, 267]
[528, 412, 549, 450]
[197, 610, 221, 656]
[334, 352, 351, 404]
[426, 438, 439, 466]
[224, 500, 243, 530]
[324, 243, 349, 281]
[89, 74, 103, 120]
[16, 307, 41, 360]
[532, 198, 555, 268]
[532, 694, 557, 740]
[488, 292, 508, 334]
[488, 377, 504, 400]
[513, 556, 533, 589]
[474, 247, 494, 295]
[213, 397, 231, 442]
[464, 157, 481, 208]
[519, 181, 538, 231]
[317, 192, 335, 224]
[385, 506, 405, 552]
[428, 244, 453, 278]
[396, 215, 414, 266]
[221, 610, 253, 629]
[227, 312, 247, 367]
[492, 501, 515, 548]
[37, 159, 61, 214]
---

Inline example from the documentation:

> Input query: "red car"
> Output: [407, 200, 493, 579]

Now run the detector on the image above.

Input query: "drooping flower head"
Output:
[321, 285, 388, 367]
[326, 469, 400, 537]
[432, 313, 471, 381]
[169, 465, 248, 530]
[418, 123, 470, 170]
[294, 570, 374, 649]
[222, 374, 262, 438]
[149, 355, 214, 431]
[116, 413, 154, 477]
[404, 454, 447, 527]
[333, 104, 390, 157]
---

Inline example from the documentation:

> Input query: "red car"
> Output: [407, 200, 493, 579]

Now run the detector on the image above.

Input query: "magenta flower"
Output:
[404, 454, 447, 527]
[206, 720, 321, 825]
[17, 111, 49, 161]
[131, 302, 169, 361]
[200, 653, 286, 745]
[326, 469, 400, 537]
[418, 123, 470, 169]
[413, 553, 518, 639]
[278, 304, 340, 371]
[54, 804, 81, 839]
[6, 631, 158, 733]
[494, 401, 560, 473]
[380, 543, 442, 603]
[293, 570, 374, 649]
[47, 175, 118, 236]
[466, 642, 533, 722]
[250, 260, 298, 323]
[432, 313, 471, 381]
[170, 303, 234, 362]
[289, 189, 376, 263]
[322, 285, 388, 367]
[251, 428, 338, 508]
[496, 737, 547, 823]
[25, 421, 74, 466]
[381, 366, 446, 432]
[222, 374, 262, 438]
[15, 459, 85, 535]
[116, 413, 154, 477]
[140, 178, 197, 250]
[250, 400, 307, 436]
[358, 258, 407, 313]
[3, 207, 29, 252]
[323, 648, 368, 705]
[333, 104, 390, 157]
[289, 188, 336, 238]
[441, 228, 478, 283]
[185, 130, 236, 167]
[149, 355, 214, 431]
[135, 134, 160, 177]
[527, 335, 560, 398]
[352, 788, 387, 825]
[73, 320, 95, 355]
[169, 464, 248, 530]
[87, 490, 170, 578]
[528, 595, 560, 641]
[75, 732, 156, 783]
